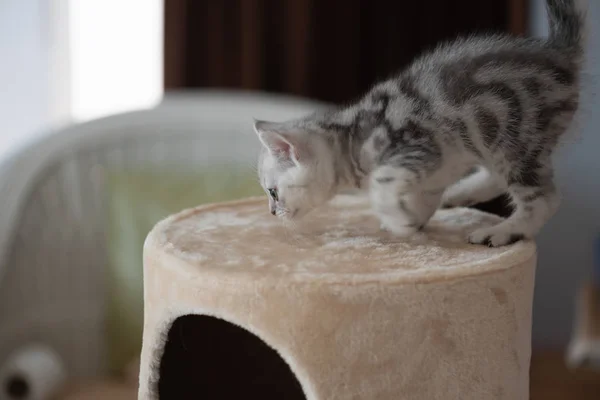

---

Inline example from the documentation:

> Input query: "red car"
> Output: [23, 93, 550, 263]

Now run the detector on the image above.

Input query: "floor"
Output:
[530, 350, 600, 400]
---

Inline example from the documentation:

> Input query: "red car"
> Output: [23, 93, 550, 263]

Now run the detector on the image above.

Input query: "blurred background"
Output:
[0, 0, 599, 399]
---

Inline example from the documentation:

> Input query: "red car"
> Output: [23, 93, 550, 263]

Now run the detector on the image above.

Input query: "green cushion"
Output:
[106, 166, 263, 373]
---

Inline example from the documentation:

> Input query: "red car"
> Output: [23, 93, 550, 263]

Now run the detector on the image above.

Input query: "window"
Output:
[0, 0, 164, 160]
[68, 0, 164, 122]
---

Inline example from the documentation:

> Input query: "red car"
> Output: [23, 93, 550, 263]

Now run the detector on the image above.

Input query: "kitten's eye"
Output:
[268, 188, 278, 201]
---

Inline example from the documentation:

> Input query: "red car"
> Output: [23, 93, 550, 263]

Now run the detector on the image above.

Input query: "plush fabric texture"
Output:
[139, 195, 537, 400]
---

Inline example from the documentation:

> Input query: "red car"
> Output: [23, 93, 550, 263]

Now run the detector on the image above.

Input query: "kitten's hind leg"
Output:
[467, 177, 560, 247]
[442, 166, 506, 208]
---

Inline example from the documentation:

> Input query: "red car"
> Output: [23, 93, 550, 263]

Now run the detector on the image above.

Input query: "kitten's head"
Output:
[254, 119, 337, 220]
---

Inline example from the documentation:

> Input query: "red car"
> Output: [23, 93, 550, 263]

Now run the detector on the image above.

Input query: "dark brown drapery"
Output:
[164, 0, 527, 103]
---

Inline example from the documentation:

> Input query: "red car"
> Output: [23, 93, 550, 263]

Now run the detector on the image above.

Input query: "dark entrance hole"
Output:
[158, 314, 307, 399]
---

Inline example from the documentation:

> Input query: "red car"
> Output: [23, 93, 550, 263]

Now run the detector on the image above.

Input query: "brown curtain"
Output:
[165, 0, 526, 104]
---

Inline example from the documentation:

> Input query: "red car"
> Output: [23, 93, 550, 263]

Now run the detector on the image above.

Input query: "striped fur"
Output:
[254, 0, 587, 247]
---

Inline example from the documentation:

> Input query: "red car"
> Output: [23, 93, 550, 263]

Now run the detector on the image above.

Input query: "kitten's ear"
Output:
[253, 119, 309, 163]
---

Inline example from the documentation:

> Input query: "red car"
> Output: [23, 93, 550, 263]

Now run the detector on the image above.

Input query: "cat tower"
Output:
[138, 195, 536, 400]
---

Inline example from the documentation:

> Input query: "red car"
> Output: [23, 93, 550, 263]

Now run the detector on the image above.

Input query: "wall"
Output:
[0, 0, 70, 161]
[0, 0, 48, 159]
[529, 0, 600, 348]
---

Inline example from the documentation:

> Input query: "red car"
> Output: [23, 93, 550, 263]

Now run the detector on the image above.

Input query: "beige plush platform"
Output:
[139, 195, 537, 400]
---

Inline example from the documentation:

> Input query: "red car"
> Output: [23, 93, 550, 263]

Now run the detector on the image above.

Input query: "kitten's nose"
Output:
[271, 209, 276, 216]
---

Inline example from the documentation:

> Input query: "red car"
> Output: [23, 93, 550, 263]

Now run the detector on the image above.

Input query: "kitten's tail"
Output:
[546, 0, 588, 53]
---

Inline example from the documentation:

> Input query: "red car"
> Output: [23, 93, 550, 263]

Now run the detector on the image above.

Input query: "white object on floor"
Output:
[566, 283, 600, 369]
[0, 343, 67, 400]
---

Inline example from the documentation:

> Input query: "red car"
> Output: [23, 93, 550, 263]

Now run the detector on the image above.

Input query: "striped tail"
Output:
[546, 0, 588, 52]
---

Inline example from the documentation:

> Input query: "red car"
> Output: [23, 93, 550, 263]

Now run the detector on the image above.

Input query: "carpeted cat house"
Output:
[138, 195, 536, 400]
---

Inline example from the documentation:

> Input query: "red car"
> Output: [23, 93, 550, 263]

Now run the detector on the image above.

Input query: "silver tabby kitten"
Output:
[254, 0, 587, 247]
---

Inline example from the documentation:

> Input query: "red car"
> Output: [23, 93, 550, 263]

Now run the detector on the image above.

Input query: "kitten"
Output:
[254, 0, 587, 247]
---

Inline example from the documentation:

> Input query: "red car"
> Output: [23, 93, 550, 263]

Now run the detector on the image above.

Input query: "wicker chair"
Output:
[0, 90, 326, 378]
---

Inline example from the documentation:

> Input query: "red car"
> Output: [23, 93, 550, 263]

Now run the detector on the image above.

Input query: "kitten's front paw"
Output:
[380, 222, 391, 232]
[372, 166, 419, 195]
[382, 223, 420, 237]
[468, 226, 526, 247]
